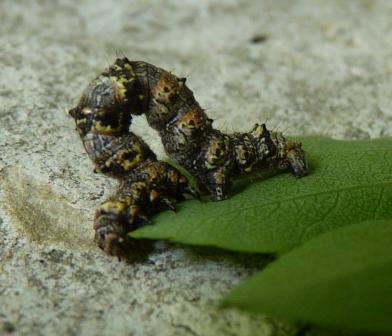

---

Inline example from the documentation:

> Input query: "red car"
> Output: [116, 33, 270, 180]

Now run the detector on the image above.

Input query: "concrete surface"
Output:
[1, 0, 391, 335]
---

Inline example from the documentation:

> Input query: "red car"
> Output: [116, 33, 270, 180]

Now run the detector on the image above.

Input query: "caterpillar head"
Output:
[93, 213, 128, 257]
[93, 211, 152, 260]
[250, 124, 308, 178]
[279, 141, 308, 178]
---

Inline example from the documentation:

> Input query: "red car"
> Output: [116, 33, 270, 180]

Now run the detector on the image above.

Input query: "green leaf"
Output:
[132, 137, 392, 253]
[221, 219, 392, 335]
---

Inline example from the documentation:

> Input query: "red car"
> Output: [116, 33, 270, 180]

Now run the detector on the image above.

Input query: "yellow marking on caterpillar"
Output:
[117, 145, 145, 170]
[124, 63, 133, 71]
[121, 154, 143, 170]
[110, 76, 129, 101]
[92, 120, 122, 134]
[252, 124, 265, 137]
[98, 201, 126, 214]
[118, 196, 134, 206]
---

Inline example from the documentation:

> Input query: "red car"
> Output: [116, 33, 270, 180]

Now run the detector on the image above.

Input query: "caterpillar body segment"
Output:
[69, 58, 150, 177]
[80, 132, 157, 176]
[93, 160, 192, 256]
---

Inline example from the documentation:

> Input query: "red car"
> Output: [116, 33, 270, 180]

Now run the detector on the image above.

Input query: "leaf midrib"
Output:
[200, 180, 392, 219]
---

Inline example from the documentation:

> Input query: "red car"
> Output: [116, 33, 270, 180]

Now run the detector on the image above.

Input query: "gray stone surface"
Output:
[1, 0, 391, 335]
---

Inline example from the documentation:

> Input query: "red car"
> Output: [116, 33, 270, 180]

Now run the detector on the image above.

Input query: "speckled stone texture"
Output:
[1, 0, 391, 335]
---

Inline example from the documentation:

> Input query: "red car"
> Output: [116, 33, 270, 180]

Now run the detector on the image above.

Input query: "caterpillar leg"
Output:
[188, 131, 233, 200]
[199, 166, 232, 201]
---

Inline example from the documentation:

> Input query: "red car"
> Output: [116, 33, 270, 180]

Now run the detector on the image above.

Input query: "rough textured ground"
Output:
[1, 0, 391, 335]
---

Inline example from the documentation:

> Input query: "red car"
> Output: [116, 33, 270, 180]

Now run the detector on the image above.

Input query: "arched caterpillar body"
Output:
[69, 57, 308, 256]
[69, 59, 195, 256]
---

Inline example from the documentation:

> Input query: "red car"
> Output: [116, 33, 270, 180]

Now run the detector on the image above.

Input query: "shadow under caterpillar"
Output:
[69, 58, 308, 257]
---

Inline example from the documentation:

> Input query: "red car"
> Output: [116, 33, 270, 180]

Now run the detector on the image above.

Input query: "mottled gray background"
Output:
[1, 1, 391, 335]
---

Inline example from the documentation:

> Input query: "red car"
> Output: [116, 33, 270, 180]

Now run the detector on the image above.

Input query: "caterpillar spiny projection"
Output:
[69, 58, 308, 256]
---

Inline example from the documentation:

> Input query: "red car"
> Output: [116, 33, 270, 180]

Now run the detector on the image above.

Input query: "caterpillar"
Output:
[69, 57, 308, 256]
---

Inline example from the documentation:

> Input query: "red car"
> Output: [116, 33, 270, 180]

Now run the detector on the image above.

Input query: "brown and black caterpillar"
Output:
[69, 57, 308, 256]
